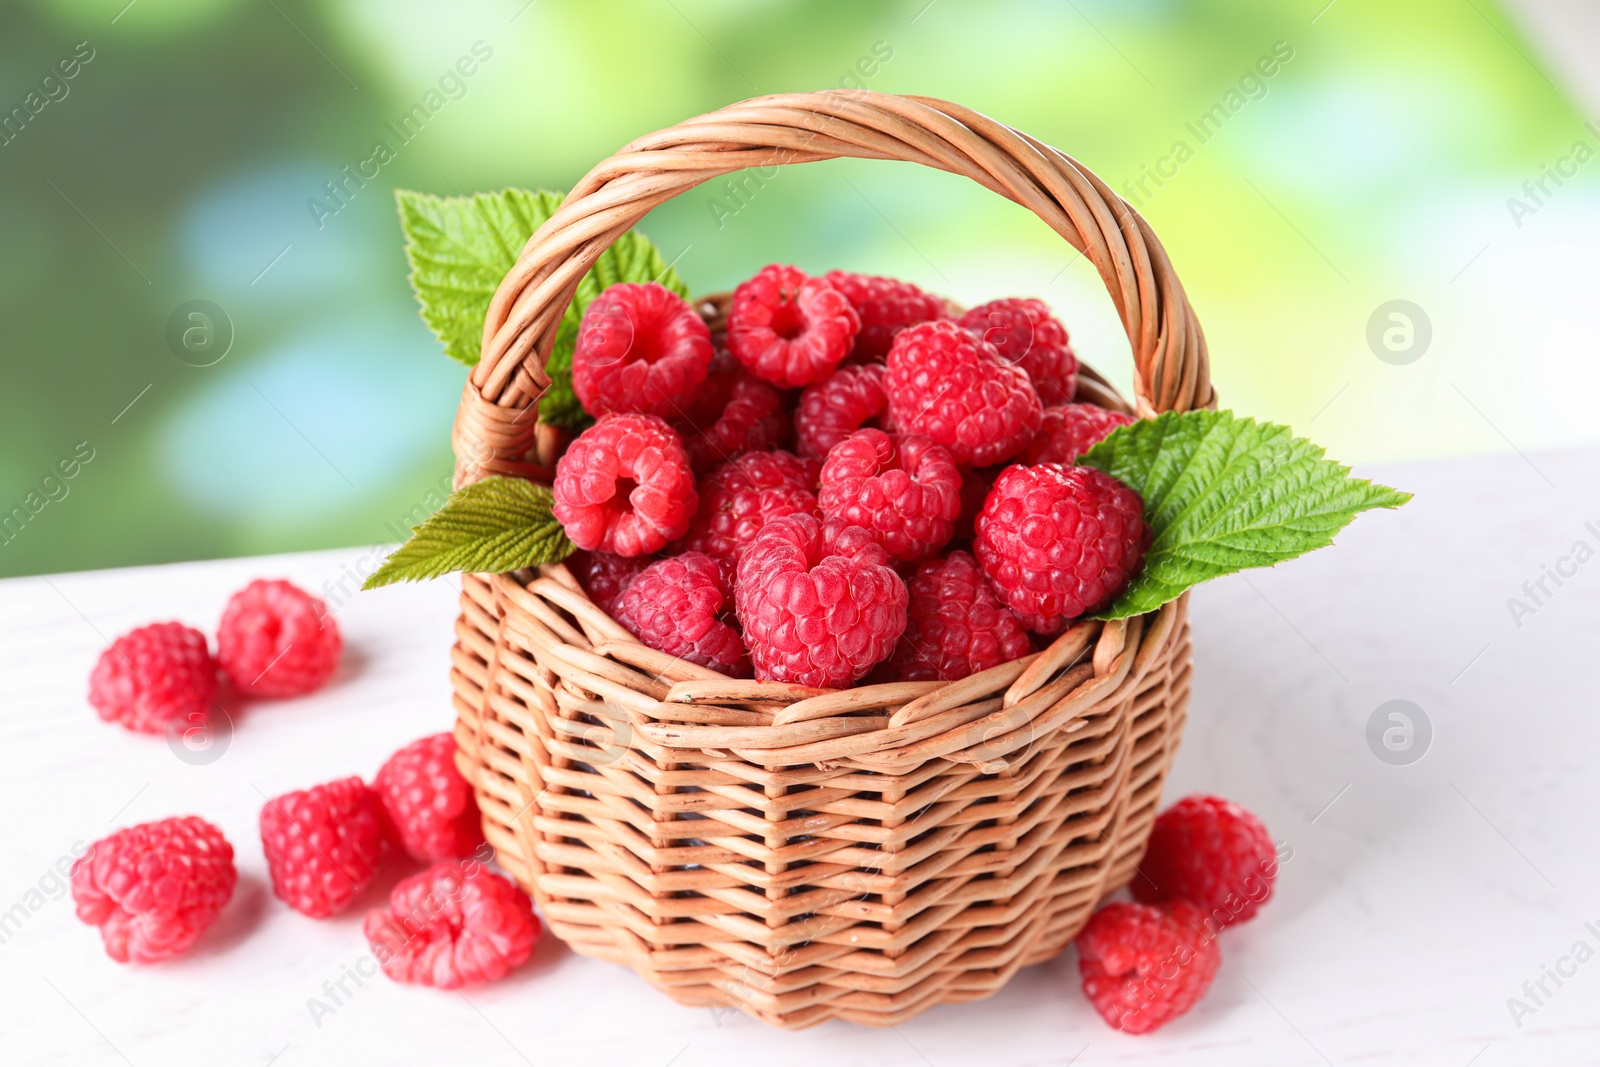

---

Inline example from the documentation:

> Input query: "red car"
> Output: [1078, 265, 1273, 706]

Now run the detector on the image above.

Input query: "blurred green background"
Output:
[1, 0, 1591, 577]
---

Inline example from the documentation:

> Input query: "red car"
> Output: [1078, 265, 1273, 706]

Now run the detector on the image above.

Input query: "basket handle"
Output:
[453, 90, 1211, 486]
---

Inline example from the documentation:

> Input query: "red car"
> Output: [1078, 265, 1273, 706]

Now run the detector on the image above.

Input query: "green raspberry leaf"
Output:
[394, 187, 690, 428]
[396, 187, 563, 368]
[1079, 410, 1411, 619]
[363, 476, 574, 589]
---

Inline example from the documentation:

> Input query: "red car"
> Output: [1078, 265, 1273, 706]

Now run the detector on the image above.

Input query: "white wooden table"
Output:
[3, 446, 1598, 1066]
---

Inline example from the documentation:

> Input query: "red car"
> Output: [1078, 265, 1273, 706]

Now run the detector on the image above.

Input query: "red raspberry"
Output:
[885, 320, 1042, 467]
[794, 362, 890, 460]
[975, 464, 1149, 633]
[88, 622, 218, 735]
[1132, 795, 1278, 928]
[1022, 403, 1135, 465]
[818, 429, 961, 563]
[552, 413, 698, 557]
[672, 365, 788, 474]
[885, 551, 1033, 681]
[958, 297, 1078, 405]
[217, 579, 342, 698]
[364, 859, 539, 987]
[571, 281, 713, 418]
[734, 514, 908, 687]
[820, 270, 946, 361]
[570, 550, 653, 616]
[71, 816, 237, 963]
[727, 264, 860, 388]
[674, 450, 819, 561]
[1076, 900, 1221, 1034]
[374, 733, 485, 863]
[615, 552, 750, 677]
[259, 777, 386, 918]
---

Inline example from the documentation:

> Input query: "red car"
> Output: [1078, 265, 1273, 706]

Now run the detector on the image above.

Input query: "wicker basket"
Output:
[448, 90, 1211, 1029]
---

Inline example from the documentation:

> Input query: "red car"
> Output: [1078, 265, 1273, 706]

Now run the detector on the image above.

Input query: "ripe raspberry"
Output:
[818, 429, 961, 563]
[570, 551, 653, 616]
[794, 362, 890, 460]
[1076, 900, 1221, 1035]
[975, 464, 1149, 633]
[374, 733, 485, 863]
[735, 514, 908, 687]
[727, 264, 860, 388]
[674, 450, 819, 561]
[217, 579, 342, 698]
[364, 860, 539, 987]
[552, 413, 698, 557]
[885, 320, 1042, 467]
[1132, 795, 1278, 928]
[821, 270, 946, 360]
[88, 622, 218, 735]
[885, 551, 1033, 681]
[71, 816, 237, 963]
[672, 365, 788, 474]
[958, 297, 1078, 405]
[572, 281, 713, 418]
[615, 552, 750, 677]
[1022, 403, 1135, 465]
[259, 777, 385, 918]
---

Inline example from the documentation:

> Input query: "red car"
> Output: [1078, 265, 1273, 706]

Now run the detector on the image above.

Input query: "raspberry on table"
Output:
[552, 413, 699, 557]
[71, 816, 237, 963]
[885, 550, 1033, 681]
[615, 552, 750, 677]
[364, 860, 540, 987]
[734, 513, 908, 688]
[674, 449, 819, 561]
[885, 320, 1042, 467]
[974, 464, 1149, 633]
[374, 733, 485, 863]
[727, 264, 860, 388]
[818, 429, 961, 563]
[260, 777, 386, 918]
[820, 270, 946, 361]
[1132, 795, 1278, 928]
[672, 367, 788, 474]
[794, 362, 890, 460]
[570, 550, 654, 616]
[217, 579, 342, 698]
[1021, 403, 1135, 465]
[88, 622, 218, 735]
[958, 297, 1078, 405]
[1076, 900, 1222, 1035]
[572, 281, 714, 418]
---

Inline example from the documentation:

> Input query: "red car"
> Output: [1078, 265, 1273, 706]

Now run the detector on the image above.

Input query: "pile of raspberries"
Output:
[1073, 794, 1281, 1034]
[75, 581, 539, 988]
[556, 265, 1150, 688]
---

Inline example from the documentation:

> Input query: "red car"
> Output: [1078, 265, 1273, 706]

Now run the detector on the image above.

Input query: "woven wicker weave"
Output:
[448, 90, 1210, 1029]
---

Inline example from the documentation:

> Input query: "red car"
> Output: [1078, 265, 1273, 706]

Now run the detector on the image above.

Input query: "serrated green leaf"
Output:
[1079, 410, 1410, 619]
[363, 476, 575, 589]
[395, 187, 690, 431]
[396, 188, 563, 367]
